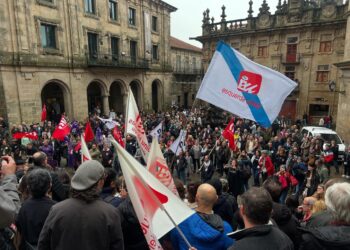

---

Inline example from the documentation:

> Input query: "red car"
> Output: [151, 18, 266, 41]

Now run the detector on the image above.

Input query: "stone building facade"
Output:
[0, 0, 176, 124]
[193, 0, 347, 124]
[335, 2, 350, 144]
[169, 37, 202, 108]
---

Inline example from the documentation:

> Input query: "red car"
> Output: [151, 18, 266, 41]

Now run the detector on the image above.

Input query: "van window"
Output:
[320, 134, 342, 144]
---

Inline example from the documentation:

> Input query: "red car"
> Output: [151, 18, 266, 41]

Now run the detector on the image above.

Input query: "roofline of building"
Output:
[191, 19, 347, 43]
[157, 0, 177, 12]
[170, 36, 202, 53]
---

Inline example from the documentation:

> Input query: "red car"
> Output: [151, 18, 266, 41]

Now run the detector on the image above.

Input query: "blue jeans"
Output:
[178, 169, 187, 185]
[280, 188, 289, 204]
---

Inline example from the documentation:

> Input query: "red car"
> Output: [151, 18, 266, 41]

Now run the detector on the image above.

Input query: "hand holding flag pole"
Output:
[110, 136, 193, 249]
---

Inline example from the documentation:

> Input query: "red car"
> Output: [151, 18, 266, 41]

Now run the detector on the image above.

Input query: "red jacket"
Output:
[259, 156, 275, 176]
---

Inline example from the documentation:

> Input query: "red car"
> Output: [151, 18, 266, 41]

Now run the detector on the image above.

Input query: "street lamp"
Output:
[328, 81, 346, 94]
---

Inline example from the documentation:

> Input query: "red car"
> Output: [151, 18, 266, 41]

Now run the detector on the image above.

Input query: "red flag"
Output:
[84, 122, 94, 143]
[12, 131, 38, 140]
[41, 104, 47, 122]
[52, 116, 70, 141]
[113, 126, 125, 148]
[222, 118, 236, 151]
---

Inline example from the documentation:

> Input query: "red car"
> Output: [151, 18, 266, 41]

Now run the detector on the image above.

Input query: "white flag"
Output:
[197, 41, 297, 128]
[147, 137, 178, 196]
[81, 135, 91, 162]
[125, 90, 150, 162]
[150, 123, 162, 141]
[110, 138, 194, 246]
[170, 130, 186, 156]
[97, 116, 119, 130]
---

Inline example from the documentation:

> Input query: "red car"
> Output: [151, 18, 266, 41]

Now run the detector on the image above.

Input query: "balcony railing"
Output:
[282, 53, 300, 64]
[173, 67, 203, 75]
[87, 53, 149, 69]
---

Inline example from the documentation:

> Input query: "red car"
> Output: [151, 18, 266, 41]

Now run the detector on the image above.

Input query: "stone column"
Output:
[102, 95, 110, 116]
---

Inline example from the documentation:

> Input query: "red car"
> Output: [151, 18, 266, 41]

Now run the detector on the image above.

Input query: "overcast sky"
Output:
[166, 0, 279, 47]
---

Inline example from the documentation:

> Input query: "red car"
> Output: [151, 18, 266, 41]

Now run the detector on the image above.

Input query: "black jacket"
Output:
[201, 161, 214, 182]
[228, 225, 294, 250]
[117, 198, 148, 250]
[227, 169, 244, 198]
[299, 226, 350, 250]
[213, 193, 237, 230]
[16, 197, 56, 248]
[29, 166, 67, 202]
[271, 202, 301, 250]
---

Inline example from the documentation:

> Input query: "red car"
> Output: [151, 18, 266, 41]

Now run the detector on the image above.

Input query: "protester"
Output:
[0, 156, 21, 250]
[30, 152, 67, 202]
[38, 160, 124, 250]
[200, 155, 214, 183]
[227, 159, 244, 198]
[299, 182, 350, 249]
[170, 183, 233, 250]
[228, 187, 294, 250]
[16, 168, 56, 250]
[100, 168, 123, 207]
[262, 177, 301, 249]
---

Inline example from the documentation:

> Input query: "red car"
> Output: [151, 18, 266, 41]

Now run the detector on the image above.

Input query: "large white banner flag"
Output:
[125, 90, 150, 162]
[81, 135, 91, 162]
[196, 41, 297, 128]
[147, 137, 178, 196]
[110, 138, 194, 248]
[150, 122, 162, 141]
[170, 130, 186, 156]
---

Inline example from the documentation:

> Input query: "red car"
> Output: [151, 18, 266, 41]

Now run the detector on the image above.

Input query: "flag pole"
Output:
[110, 138, 193, 249]
[124, 88, 130, 138]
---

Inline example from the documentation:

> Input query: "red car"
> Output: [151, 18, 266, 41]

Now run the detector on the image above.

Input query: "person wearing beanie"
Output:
[38, 160, 124, 250]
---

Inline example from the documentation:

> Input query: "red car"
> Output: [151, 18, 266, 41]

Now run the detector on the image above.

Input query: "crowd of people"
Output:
[0, 106, 350, 250]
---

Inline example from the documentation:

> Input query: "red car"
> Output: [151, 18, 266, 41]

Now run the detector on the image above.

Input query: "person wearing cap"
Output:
[37, 160, 124, 250]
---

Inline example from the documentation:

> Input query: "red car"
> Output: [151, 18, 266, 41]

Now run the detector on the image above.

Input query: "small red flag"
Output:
[113, 126, 125, 148]
[12, 131, 38, 140]
[84, 122, 94, 143]
[52, 116, 71, 141]
[41, 104, 47, 122]
[222, 118, 236, 151]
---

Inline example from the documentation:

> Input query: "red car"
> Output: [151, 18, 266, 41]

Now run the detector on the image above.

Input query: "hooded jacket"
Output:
[299, 226, 350, 250]
[170, 213, 233, 250]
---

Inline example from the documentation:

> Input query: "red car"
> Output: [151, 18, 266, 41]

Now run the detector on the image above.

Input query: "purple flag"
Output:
[70, 121, 80, 135]
[95, 127, 102, 144]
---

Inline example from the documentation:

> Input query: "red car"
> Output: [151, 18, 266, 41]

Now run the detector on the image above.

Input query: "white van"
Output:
[300, 126, 346, 161]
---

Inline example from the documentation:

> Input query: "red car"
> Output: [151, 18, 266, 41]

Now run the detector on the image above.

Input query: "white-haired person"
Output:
[299, 181, 350, 250]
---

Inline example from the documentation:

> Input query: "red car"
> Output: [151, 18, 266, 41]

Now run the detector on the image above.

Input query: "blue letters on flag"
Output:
[196, 41, 297, 127]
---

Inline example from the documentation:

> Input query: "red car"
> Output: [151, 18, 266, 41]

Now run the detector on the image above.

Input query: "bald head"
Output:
[196, 183, 218, 208]
[33, 151, 47, 167]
